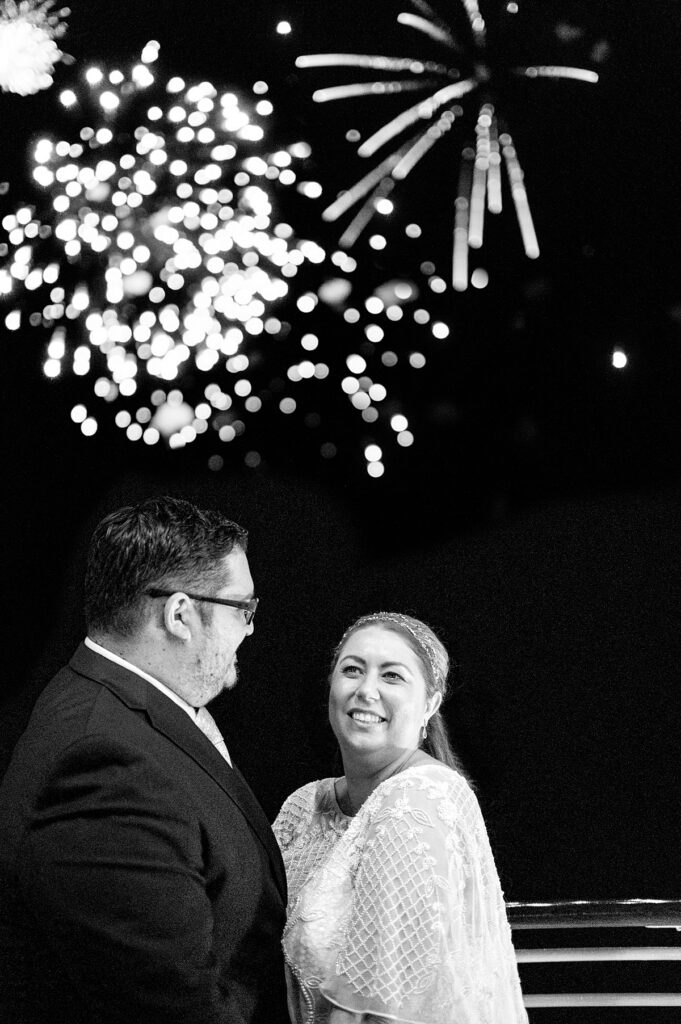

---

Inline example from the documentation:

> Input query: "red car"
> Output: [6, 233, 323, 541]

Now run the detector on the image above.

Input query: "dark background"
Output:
[2, 0, 681, 900]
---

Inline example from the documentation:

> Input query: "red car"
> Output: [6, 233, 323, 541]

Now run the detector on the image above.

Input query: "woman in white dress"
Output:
[273, 612, 528, 1024]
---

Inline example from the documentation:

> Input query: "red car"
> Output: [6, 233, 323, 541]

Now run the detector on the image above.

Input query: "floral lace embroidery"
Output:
[273, 766, 528, 1024]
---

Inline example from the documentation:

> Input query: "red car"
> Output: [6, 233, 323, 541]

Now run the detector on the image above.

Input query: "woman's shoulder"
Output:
[275, 777, 339, 822]
[369, 760, 479, 820]
[386, 758, 474, 792]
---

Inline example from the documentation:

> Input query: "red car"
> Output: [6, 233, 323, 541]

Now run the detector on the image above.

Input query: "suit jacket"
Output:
[0, 644, 289, 1024]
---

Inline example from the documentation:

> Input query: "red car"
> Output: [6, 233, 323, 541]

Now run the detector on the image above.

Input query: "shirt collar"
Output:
[84, 636, 198, 722]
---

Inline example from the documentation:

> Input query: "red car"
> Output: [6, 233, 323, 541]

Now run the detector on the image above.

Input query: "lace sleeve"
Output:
[320, 767, 527, 1024]
[272, 786, 311, 849]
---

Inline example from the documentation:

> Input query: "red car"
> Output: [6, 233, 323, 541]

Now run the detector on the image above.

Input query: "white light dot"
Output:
[100, 91, 120, 111]
[367, 461, 384, 478]
[70, 404, 87, 423]
[297, 293, 317, 313]
[298, 180, 322, 199]
[346, 354, 366, 374]
[471, 267, 489, 289]
[612, 348, 628, 369]
[276, 20, 292, 34]
[81, 417, 98, 436]
[369, 234, 387, 251]
[391, 414, 408, 431]
[365, 444, 382, 463]
[432, 321, 450, 339]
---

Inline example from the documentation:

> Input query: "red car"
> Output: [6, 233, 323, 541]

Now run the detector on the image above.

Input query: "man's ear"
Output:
[162, 593, 193, 642]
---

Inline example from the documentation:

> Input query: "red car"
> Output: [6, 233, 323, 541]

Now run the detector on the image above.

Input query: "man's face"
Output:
[192, 547, 255, 705]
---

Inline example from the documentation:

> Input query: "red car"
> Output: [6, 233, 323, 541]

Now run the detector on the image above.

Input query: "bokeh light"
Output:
[0, 44, 334, 455]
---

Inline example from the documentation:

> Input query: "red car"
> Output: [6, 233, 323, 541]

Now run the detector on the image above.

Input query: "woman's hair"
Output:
[330, 611, 468, 776]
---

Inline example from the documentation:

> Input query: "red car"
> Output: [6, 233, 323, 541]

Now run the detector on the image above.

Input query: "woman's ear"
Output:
[427, 691, 443, 719]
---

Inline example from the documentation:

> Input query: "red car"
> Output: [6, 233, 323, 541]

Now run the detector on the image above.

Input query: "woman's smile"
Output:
[347, 709, 386, 725]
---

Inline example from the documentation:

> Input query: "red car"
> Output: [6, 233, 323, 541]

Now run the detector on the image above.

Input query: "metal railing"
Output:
[507, 899, 681, 1010]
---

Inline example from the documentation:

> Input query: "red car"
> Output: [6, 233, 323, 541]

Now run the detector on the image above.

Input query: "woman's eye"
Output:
[383, 671, 403, 682]
[343, 664, 361, 676]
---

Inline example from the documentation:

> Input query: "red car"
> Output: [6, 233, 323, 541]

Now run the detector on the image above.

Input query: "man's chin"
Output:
[223, 661, 238, 691]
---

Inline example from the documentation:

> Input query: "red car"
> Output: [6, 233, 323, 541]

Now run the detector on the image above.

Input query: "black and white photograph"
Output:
[1, 1, 680, 1021]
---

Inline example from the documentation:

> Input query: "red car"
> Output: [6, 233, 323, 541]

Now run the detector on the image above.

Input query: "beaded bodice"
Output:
[273, 764, 528, 1024]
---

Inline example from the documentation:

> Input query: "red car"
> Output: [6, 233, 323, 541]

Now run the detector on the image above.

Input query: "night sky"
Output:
[1, 0, 680, 901]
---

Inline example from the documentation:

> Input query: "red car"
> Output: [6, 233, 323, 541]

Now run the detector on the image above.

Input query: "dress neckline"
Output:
[330, 761, 452, 819]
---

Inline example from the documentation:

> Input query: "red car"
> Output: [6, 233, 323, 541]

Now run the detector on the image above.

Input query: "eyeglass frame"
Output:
[145, 587, 259, 625]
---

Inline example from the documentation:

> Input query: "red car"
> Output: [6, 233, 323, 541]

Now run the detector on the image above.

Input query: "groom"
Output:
[0, 495, 289, 1024]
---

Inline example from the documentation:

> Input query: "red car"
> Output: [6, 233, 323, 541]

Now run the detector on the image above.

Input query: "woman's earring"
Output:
[420, 720, 428, 742]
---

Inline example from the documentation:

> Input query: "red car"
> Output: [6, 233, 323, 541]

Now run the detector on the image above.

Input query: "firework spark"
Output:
[0, 0, 69, 95]
[295, 0, 601, 289]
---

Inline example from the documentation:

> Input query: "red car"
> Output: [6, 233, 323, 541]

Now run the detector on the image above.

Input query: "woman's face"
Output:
[329, 624, 437, 763]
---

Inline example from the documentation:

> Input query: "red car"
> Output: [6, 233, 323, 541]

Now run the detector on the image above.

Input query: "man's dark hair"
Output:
[84, 495, 248, 636]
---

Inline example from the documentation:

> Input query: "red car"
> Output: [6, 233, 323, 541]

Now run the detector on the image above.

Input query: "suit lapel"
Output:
[69, 644, 287, 900]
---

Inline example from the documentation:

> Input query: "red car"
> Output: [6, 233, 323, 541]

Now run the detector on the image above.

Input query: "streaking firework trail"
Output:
[296, 0, 600, 290]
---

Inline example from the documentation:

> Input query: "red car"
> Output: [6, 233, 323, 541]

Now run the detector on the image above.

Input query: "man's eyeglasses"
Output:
[145, 588, 259, 625]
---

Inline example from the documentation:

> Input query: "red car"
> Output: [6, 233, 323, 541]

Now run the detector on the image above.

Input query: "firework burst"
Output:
[0, 41, 423, 477]
[0, 41, 334, 453]
[295, 0, 602, 289]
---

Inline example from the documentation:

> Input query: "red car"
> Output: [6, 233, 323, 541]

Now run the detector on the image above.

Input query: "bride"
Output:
[273, 612, 528, 1024]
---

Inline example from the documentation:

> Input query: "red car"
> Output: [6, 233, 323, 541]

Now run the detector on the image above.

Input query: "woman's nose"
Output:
[355, 670, 380, 701]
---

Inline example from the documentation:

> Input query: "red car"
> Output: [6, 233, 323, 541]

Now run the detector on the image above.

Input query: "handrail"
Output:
[507, 897, 681, 929]
[516, 946, 681, 962]
[506, 899, 681, 1010]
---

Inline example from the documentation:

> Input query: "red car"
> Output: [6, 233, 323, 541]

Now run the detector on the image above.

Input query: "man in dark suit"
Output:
[0, 495, 289, 1024]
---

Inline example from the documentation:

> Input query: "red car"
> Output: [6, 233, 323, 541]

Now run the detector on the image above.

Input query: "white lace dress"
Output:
[273, 764, 528, 1024]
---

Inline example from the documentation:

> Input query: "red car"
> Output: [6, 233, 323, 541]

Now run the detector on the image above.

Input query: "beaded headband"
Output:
[339, 611, 444, 691]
